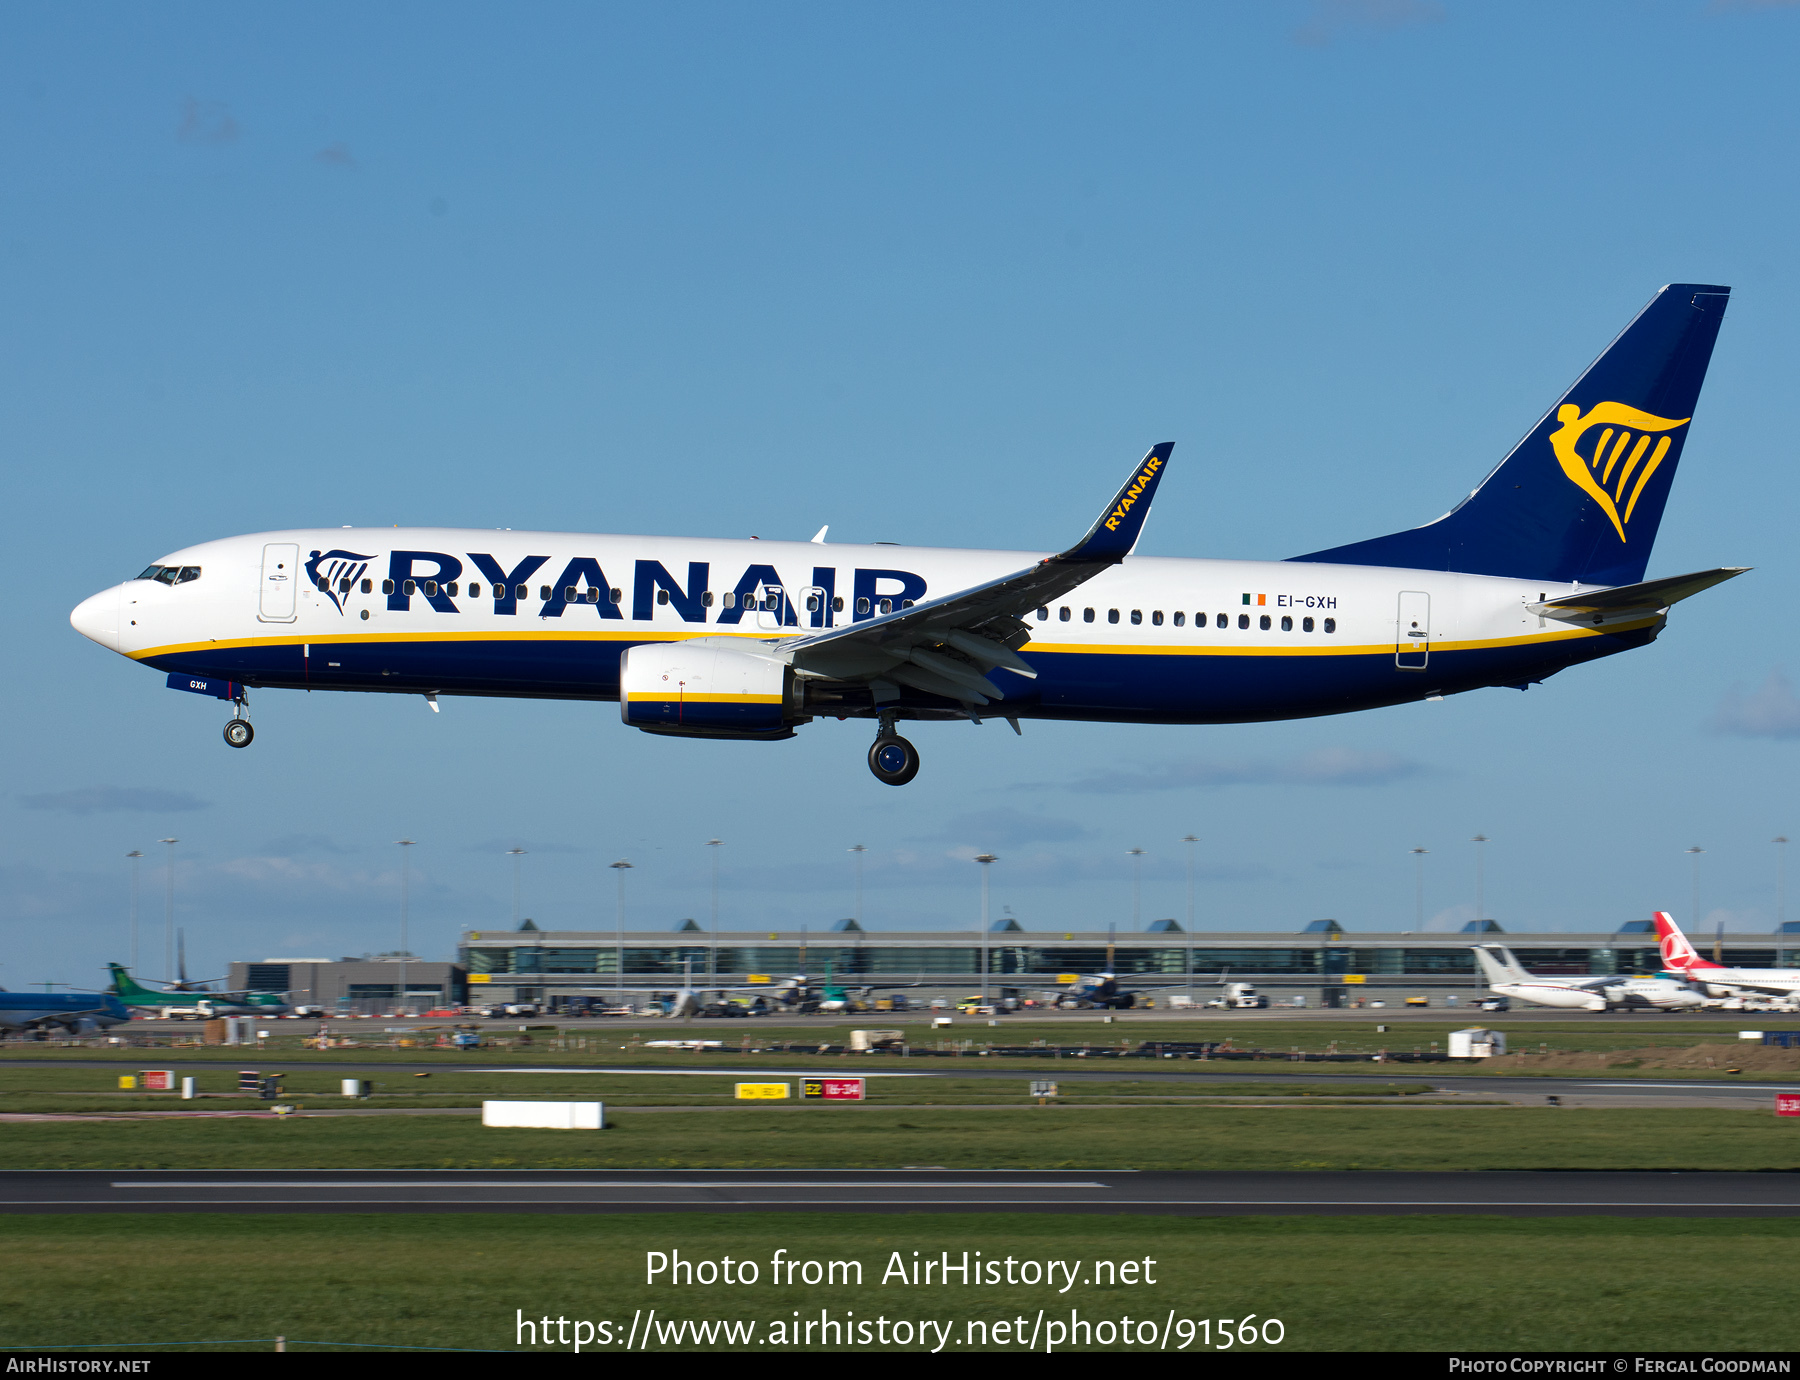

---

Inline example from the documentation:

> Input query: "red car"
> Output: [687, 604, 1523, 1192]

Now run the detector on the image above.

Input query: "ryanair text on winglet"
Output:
[1102, 455, 1163, 533]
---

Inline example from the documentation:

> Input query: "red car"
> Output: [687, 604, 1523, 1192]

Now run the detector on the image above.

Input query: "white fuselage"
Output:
[69, 527, 1657, 725]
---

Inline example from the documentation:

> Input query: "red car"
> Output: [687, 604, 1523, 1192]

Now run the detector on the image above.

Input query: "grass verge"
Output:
[3, 1106, 1799, 1170]
[0, 1213, 1796, 1352]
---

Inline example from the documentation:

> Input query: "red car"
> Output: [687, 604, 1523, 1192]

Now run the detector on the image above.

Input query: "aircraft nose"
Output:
[70, 587, 120, 652]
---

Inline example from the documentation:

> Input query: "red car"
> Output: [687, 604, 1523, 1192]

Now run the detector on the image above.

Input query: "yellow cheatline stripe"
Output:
[1019, 617, 1658, 658]
[625, 692, 783, 705]
[127, 627, 778, 661]
[129, 614, 1659, 665]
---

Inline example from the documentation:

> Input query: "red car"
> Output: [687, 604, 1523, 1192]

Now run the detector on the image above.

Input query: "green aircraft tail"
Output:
[107, 963, 166, 1002]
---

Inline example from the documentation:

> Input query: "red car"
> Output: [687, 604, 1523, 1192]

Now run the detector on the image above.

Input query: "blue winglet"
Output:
[1061, 443, 1174, 562]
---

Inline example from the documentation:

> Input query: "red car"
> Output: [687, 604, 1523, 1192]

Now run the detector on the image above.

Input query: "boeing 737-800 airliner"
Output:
[70, 284, 1743, 784]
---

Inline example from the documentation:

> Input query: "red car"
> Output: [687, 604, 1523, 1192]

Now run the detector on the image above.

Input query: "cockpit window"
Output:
[135, 566, 163, 581]
[134, 565, 201, 585]
[176, 566, 201, 584]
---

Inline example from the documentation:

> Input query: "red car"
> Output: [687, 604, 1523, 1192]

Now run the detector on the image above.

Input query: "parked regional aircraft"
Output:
[106, 963, 290, 1019]
[1473, 944, 1705, 1012]
[0, 988, 131, 1036]
[1654, 912, 1800, 999]
[70, 284, 1742, 784]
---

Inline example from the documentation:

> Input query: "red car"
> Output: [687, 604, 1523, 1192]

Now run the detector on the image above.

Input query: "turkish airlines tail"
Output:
[1653, 911, 1723, 972]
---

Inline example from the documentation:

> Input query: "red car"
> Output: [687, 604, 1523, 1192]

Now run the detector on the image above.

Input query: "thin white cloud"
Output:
[21, 786, 209, 815]
[1065, 747, 1426, 794]
[1714, 669, 1800, 738]
[177, 97, 239, 146]
[1293, 0, 1445, 47]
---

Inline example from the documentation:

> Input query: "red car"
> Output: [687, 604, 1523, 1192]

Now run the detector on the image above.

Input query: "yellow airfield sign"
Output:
[735, 1083, 791, 1100]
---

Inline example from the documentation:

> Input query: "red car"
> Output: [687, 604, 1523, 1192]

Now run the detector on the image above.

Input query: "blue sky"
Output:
[5, 1, 1800, 988]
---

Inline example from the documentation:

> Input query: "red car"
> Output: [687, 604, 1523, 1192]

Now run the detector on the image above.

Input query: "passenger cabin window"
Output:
[468, 582, 481, 598]
[513, 584, 526, 599]
[832, 596, 844, 611]
[1303, 616, 1314, 632]
[1129, 609, 1142, 625]
[658, 589, 671, 605]
[610, 588, 622, 604]
[1036, 607, 1049, 621]
[856, 597, 870, 614]
[1324, 618, 1336, 633]
[1083, 608, 1095, 623]
[805, 594, 820, 612]
[1216, 613, 1228, 628]
[1259, 614, 1271, 630]
[878, 598, 893, 614]
[382, 579, 395, 594]
[585, 587, 600, 603]
[539, 585, 551, 600]
[1151, 610, 1163, 626]
[1173, 611, 1185, 627]
[446, 581, 459, 597]
[1237, 614, 1249, 629]
[1108, 609, 1119, 624]
[563, 586, 576, 600]
[403, 579, 417, 596]
[361, 578, 373, 594]
[1059, 607, 1071, 622]
[1280, 615, 1292, 631]
[703, 591, 715, 607]
[723, 592, 737, 609]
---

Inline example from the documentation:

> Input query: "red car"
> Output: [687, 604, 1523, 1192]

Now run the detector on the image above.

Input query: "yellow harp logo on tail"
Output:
[1548, 401, 1690, 542]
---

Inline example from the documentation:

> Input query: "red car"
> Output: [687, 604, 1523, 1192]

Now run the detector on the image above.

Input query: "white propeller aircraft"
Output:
[71, 285, 1742, 785]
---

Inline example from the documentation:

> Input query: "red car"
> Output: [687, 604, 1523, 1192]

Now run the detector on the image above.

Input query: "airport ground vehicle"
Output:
[71, 285, 1741, 787]
[1206, 983, 1269, 1010]
[1405, 996, 1431, 1008]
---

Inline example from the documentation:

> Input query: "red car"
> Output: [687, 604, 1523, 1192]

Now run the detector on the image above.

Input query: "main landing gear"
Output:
[223, 692, 253, 749]
[867, 711, 920, 786]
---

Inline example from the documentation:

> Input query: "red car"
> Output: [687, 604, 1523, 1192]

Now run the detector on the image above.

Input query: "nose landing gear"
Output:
[223, 691, 253, 749]
[867, 711, 920, 786]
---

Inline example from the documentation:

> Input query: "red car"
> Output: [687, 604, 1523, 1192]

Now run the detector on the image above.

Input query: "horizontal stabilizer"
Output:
[1528, 566, 1748, 626]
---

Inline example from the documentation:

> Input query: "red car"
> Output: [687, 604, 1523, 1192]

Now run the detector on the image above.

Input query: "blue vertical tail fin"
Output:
[1290, 284, 1730, 587]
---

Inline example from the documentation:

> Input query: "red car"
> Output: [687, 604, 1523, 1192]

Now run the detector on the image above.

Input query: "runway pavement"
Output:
[1, 1169, 1797, 1216]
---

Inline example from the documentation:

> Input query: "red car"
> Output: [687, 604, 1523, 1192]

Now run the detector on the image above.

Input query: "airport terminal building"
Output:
[427, 917, 1800, 1009]
[226, 920, 1800, 1012]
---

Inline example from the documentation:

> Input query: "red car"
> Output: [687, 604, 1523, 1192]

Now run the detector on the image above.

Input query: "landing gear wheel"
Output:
[868, 734, 920, 786]
[223, 719, 254, 749]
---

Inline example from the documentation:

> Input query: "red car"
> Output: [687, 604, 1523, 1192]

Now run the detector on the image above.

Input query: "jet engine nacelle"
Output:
[620, 639, 808, 740]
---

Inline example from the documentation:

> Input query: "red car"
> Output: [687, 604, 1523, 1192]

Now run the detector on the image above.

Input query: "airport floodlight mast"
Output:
[158, 839, 178, 984]
[973, 853, 998, 999]
[1181, 835, 1198, 997]
[849, 844, 867, 925]
[1775, 837, 1789, 930]
[396, 840, 417, 1015]
[1409, 847, 1427, 931]
[1685, 846, 1704, 930]
[1127, 848, 1147, 931]
[610, 860, 632, 990]
[506, 847, 526, 928]
[1471, 835, 1490, 924]
[707, 838, 723, 985]
[125, 850, 143, 975]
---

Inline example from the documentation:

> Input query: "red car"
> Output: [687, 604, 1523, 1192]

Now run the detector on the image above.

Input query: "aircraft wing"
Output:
[1527, 567, 1748, 627]
[784, 444, 1173, 707]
